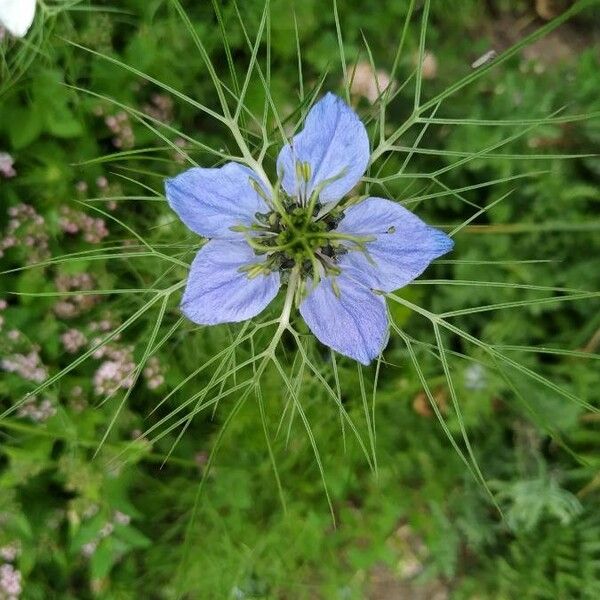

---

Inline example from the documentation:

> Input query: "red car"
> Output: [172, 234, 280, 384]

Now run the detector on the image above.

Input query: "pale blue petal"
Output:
[299, 272, 388, 365]
[276, 93, 369, 203]
[165, 163, 270, 239]
[181, 240, 280, 325]
[336, 197, 453, 292]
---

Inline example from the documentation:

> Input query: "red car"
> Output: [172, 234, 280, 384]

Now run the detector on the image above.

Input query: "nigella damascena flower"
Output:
[165, 93, 453, 365]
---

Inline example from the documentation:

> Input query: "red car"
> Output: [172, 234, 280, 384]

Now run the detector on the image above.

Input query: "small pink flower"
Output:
[1, 204, 49, 263]
[75, 180, 88, 193]
[2, 350, 48, 383]
[96, 176, 108, 189]
[99, 522, 114, 538]
[144, 94, 174, 124]
[143, 356, 165, 390]
[16, 396, 56, 422]
[0, 541, 20, 562]
[0, 563, 22, 597]
[349, 62, 395, 104]
[0, 152, 16, 178]
[93, 346, 136, 396]
[113, 511, 131, 526]
[60, 329, 87, 353]
[81, 541, 97, 557]
[54, 273, 99, 318]
[59, 207, 108, 244]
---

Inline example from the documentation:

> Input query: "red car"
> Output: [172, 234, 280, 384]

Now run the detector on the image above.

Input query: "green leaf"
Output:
[8, 106, 43, 149]
[91, 539, 116, 580]
[44, 103, 83, 138]
[114, 525, 151, 549]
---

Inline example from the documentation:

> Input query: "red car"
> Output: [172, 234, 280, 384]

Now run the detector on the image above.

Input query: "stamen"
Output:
[238, 263, 269, 279]
[304, 167, 348, 221]
[294, 160, 312, 205]
[331, 279, 341, 298]
[249, 177, 272, 206]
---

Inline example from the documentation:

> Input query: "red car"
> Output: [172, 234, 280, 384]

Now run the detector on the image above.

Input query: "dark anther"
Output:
[301, 260, 313, 277]
[254, 212, 270, 225]
[323, 213, 343, 230]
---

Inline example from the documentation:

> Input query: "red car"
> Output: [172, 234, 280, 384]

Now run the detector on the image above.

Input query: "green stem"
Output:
[268, 266, 299, 352]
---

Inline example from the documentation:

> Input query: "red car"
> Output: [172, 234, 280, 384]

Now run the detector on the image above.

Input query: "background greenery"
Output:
[1, 0, 599, 598]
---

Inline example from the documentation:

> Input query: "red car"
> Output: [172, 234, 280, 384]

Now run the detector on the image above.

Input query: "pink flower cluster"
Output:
[75, 176, 120, 211]
[60, 328, 87, 353]
[173, 137, 190, 164]
[104, 111, 135, 149]
[0, 563, 21, 599]
[80, 511, 131, 558]
[144, 93, 174, 124]
[95, 176, 108, 191]
[349, 62, 395, 105]
[0, 543, 20, 563]
[59, 206, 108, 244]
[0, 299, 6, 331]
[89, 318, 114, 334]
[0, 153, 16, 178]
[143, 356, 165, 390]
[17, 397, 56, 422]
[113, 510, 131, 526]
[1, 320, 50, 384]
[54, 273, 98, 319]
[1, 349, 48, 383]
[0, 204, 50, 264]
[68, 385, 87, 413]
[92, 344, 135, 396]
[130, 428, 150, 445]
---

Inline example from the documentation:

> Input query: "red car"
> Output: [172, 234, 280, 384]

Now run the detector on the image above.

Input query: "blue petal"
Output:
[336, 197, 454, 292]
[181, 240, 281, 325]
[299, 272, 388, 365]
[276, 93, 369, 203]
[165, 163, 270, 239]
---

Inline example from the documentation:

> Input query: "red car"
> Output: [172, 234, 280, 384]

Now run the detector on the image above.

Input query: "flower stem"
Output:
[268, 266, 299, 354]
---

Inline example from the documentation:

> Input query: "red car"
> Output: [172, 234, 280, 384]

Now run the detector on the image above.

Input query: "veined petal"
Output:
[336, 197, 453, 292]
[277, 93, 369, 203]
[299, 272, 388, 365]
[181, 240, 280, 325]
[165, 163, 270, 239]
[0, 0, 36, 37]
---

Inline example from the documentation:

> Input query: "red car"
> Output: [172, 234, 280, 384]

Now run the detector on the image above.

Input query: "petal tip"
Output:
[322, 91, 342, 104]
[163, 174, 182, 207]
[163, 176, 175, 197]
[434, 229, 454, 256]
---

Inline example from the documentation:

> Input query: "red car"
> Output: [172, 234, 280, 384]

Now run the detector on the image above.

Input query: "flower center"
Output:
[233, 191, 374, 286]
[243, 196, 347, 280]
[233, 168, 374, 285]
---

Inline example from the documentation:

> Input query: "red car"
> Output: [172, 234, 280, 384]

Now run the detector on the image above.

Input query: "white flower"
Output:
[0, 0, 36, 38]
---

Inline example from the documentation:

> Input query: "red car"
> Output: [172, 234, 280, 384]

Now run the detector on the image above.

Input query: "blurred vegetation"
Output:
[1, 1, 599, 598]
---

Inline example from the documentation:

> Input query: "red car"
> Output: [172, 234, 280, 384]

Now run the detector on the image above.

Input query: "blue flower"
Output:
[165, 93, 453, 365]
